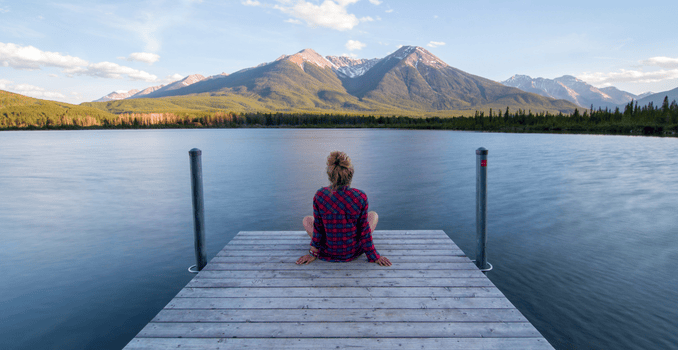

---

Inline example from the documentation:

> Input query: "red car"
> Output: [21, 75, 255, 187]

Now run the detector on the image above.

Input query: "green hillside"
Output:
[1, 90, 117, 128]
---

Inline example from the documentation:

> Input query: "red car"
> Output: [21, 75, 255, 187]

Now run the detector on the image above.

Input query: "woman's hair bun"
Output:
[328, 151, 350, 168]
[326, 151, 354, 189]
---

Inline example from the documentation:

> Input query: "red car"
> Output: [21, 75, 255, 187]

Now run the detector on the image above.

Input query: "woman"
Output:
[296, 151, 391, 267]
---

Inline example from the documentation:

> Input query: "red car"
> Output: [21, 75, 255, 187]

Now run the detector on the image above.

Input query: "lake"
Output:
[1, 129, 677, 349]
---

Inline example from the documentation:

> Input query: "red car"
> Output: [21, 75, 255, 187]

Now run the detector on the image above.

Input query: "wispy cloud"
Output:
[64, 61, 157, 82]
[13, 84, 66, 99]
[641, 56, 678, 69]
[369, 0, 382, 5]
[285, 18, 302, 24]
[385, 9, 393, 13]
[578, 69, 678, 86]
[345, 40, 366, 51]
[242, 0, 261, 6]
[120, 52, 160, 64]
[1, 42, 157, 82]
[427, 41, 445, 48]
[578, 56, 678, 86]
[0, 78, 11, 89]
[1, 79, 66, 99]
[68, 1, 203, 53]
[1, 7, 10, 13]
[273, 0, 362, 31]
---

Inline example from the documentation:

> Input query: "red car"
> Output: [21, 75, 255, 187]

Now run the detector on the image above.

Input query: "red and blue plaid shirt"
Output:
[310, 186, 380, 262]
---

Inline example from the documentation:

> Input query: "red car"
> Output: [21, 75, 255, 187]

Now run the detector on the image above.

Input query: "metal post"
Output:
[188, 148, 207, 273]
[475, 147, 491, 272]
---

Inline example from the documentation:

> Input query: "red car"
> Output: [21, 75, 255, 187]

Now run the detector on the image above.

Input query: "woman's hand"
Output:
[374, 256, 392, 267]
[296, 254, 316, 265]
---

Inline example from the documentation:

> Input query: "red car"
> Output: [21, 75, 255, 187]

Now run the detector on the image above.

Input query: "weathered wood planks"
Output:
[124, 230, 554, 349]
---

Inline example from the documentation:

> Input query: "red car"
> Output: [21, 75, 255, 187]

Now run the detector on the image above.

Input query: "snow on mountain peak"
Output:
[277, 48, 336, 71]
[326, 55, 379, 78]
[385, 46, 448, 69]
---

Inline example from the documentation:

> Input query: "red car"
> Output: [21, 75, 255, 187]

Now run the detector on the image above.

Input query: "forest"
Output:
[2, 93, 677, 137]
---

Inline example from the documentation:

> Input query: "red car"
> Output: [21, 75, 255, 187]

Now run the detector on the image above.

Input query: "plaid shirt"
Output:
[310, 186, 380, 262]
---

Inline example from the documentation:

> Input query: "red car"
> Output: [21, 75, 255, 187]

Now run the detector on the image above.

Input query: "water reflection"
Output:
[0, 129, 676, 350]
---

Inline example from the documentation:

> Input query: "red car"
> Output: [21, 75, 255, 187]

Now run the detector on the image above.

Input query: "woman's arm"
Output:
[358, 199, 381, 262]
[310, 193, 324, 250]
[299, 192, 324, 265]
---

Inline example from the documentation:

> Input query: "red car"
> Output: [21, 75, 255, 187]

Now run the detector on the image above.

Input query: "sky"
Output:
[1, 0, 677, 104]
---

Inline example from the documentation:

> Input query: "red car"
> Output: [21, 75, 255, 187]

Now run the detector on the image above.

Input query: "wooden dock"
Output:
[124, 230, 554, 349]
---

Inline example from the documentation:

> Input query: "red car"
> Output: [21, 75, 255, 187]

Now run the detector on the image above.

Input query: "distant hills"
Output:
[94, 74, 209, 102]
[502, 75, 636, 109]
[87, 46, 578, 115]
[500, 74, 664, 110]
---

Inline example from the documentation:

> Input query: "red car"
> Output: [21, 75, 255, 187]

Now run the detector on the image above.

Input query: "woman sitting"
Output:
[296, 151, 391, 267]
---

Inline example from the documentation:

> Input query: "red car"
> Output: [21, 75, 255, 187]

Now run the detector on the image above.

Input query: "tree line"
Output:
[2, 97, 677, 136]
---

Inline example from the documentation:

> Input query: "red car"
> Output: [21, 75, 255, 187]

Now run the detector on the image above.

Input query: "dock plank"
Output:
[125, 337, 554, 350]
[123, 230, 554, 349]
[151, 308, 530, 323]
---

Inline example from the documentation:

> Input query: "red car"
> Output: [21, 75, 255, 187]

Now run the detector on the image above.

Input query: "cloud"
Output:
[64, 62, 158, 82]
[122, 52, 160, 64]
[345, 40, 366, 51]
[285, 18, 302, 24]
[1, 42, 158, 82]
[369, 0, 382, 4]
[641, 56, 678, 69]
[385, 9, 393, 13]
[0, 7, 9, 14]
[427, 41, 445, 48]
[360, 16, 374, 22]
[242, 0, 261, 6]
[274, 0, 361, 31]
[577, 56, 678, 86]
[12, 83, 66, 99]
[165, 73, 184, 83]
[577, 69, 678, 86]
[0, 42, 88, 70]
[0, 78, 11, 89]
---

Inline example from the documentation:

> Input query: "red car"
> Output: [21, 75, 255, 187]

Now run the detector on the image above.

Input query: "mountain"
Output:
[90, 46, 578, 115]
[630, 87, 678, 109]
[128, 74, 206, 99]
[502, 74, 637, 109]
[93, 89, 140, 102]
[131, 84, 164, 98]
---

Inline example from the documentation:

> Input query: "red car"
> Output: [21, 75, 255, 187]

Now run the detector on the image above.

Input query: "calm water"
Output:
[1, 129, 677, 349]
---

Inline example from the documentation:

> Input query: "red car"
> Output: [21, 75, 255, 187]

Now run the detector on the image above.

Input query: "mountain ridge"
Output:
[90, 46, 579, 114]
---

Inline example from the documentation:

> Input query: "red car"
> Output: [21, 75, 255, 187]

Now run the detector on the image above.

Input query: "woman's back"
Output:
[311, 186, 378, 262]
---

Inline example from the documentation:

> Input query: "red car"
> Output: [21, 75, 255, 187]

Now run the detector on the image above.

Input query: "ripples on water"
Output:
[0, 129, 676, 349]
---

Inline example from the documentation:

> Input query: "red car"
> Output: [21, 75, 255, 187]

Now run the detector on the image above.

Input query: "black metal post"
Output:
[189, 148, 207, 273]
[475, 147, 491, 272]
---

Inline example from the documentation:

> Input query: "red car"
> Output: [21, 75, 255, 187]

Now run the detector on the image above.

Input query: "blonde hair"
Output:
[326, 151, 354, 190]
